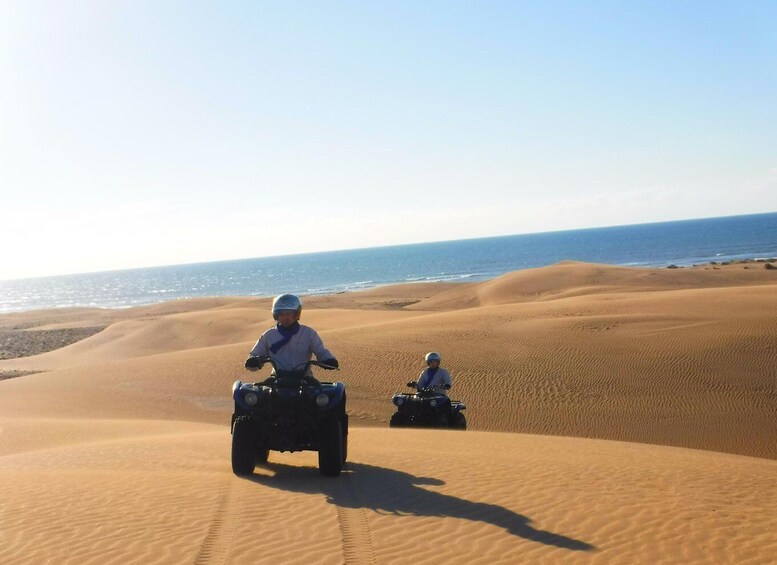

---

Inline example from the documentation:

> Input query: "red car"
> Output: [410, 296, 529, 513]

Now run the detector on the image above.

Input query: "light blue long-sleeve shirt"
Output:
[417, 367, 451, 394]
[249, 324, 334, 375]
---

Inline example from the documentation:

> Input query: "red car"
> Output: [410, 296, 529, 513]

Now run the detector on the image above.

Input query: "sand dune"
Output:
[1, 262, 776, 563]
[406, 260, 777, 310]
[1, 423, 775, 564]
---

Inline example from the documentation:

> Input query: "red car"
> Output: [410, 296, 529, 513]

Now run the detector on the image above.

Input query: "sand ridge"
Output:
[1, 262, 776, 563]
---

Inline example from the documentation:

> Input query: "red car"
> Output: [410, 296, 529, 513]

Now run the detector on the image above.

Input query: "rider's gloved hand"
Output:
[244, 356, 263, 371]
[321, 358, 339, 369]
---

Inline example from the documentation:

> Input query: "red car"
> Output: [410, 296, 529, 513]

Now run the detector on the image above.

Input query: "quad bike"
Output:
[389, 381, 466, 430]
[231, 358, 347, 476]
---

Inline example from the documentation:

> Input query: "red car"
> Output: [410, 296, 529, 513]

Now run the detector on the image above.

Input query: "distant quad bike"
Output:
[390, 381, 467, 430]
[231, 358, 347, 477]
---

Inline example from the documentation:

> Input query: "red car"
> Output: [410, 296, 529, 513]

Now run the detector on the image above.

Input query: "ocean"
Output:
[2, 212, 776, 313]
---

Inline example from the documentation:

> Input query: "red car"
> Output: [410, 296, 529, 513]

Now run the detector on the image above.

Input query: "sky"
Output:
[1, 1, 776, 280]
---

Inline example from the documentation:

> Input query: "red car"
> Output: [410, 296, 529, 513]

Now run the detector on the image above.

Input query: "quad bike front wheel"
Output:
[452, 413, 467, 430]
[231, 417, 256, 476]
[255, 446, 269, 464]
[389, 412, 408, 428]
[341, 413, 349, 464]
[318, 416, 343, 477]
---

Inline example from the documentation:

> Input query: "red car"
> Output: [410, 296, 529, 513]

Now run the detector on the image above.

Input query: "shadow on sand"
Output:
[245, 461, 595, 552]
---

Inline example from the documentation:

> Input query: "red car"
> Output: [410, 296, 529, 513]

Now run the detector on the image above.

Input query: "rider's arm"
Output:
[307, 327, 335, 363]
[441, 368, 451, 388]
[416, 369, 428, 389]
[248, 329, 271, 358]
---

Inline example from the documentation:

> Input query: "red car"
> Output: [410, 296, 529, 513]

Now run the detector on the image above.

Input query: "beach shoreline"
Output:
[4, 211, 777, 314]
[2, 258, 775, 358]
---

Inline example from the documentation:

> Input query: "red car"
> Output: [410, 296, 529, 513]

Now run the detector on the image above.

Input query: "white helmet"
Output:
[425, 352, 441, 363]
[272, 293, 302, 320]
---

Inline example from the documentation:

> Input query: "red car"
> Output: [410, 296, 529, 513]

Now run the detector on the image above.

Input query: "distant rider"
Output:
[244, 294, 338, 377]
[415, 352, 451, 395]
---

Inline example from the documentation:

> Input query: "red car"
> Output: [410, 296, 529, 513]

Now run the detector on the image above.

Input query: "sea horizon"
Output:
[2, 211, 776, 313]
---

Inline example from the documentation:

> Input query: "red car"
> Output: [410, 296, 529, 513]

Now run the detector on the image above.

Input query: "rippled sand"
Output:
[1, 261, 776, 563]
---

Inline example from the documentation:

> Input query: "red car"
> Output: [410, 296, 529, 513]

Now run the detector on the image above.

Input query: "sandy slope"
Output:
[1, 262, 776, 563]
[1, 423, 775, 564]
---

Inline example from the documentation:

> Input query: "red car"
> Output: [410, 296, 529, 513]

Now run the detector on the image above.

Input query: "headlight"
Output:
[315, 393, 329, 407]
[392, 395, 404, 407]
[244, 392, 259, 406]
[430, 399, 438, 408]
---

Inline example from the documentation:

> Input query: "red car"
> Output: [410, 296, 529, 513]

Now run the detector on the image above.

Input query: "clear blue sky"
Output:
[1, 1, 775, 279]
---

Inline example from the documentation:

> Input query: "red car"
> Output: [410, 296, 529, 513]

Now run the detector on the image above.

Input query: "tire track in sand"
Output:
[193, 479, 238, 565]
[335, 475, 377, 565]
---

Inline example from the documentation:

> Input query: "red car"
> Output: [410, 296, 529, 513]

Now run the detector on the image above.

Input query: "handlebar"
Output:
[406, 381, 450, 391]
[248, 356, 339, 372]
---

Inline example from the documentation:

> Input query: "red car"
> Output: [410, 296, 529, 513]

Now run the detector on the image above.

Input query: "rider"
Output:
[244, 293, 338, 377]
[415, 352, 451, 395]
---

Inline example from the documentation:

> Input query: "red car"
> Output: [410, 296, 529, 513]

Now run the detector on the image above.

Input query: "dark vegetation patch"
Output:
[0, 370, 43, 380]
[0, 326, 106, 360]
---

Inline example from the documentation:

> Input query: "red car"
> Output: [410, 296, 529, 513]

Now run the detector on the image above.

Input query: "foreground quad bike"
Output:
[389, 381, 467, 430]
[231, 358, 347, 477]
